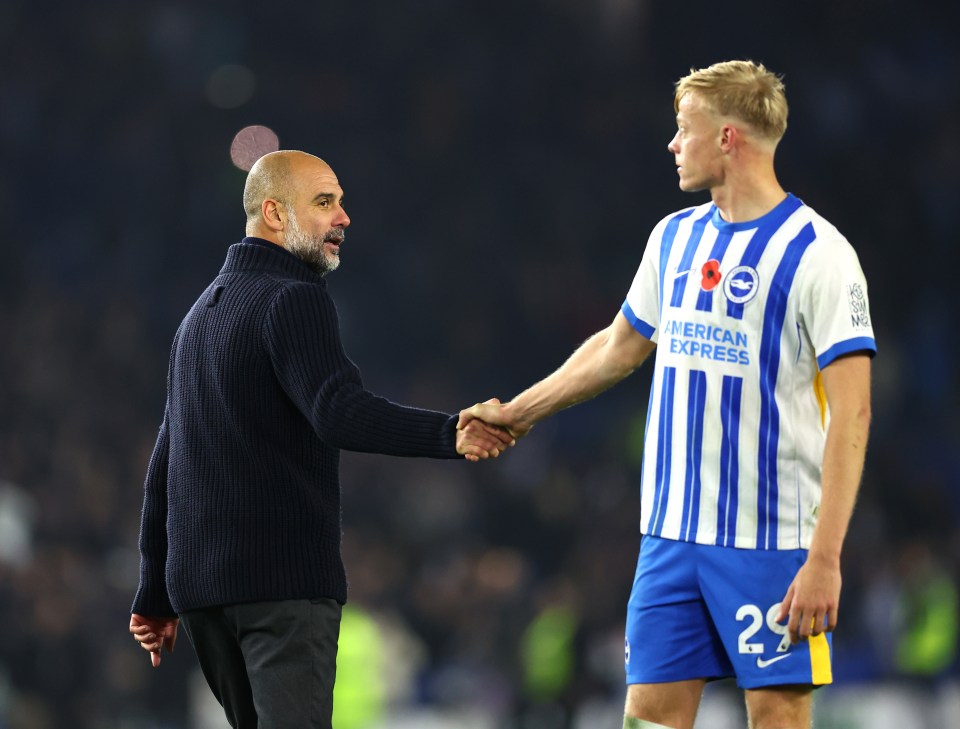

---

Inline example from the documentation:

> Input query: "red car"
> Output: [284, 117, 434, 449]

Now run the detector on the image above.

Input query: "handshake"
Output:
[454, 397, 533, 462]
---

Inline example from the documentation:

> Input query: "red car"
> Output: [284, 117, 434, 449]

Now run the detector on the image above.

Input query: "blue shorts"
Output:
[624, 535, 832, 689]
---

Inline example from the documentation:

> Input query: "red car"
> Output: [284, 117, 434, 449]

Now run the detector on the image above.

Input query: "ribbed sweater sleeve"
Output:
[131, 409, 177, 617]
[265, 281, 460, 458]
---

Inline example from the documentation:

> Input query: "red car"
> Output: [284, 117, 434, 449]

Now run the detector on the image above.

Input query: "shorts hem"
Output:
[626, 672, 729, 685]
[736, 675, 832, 690]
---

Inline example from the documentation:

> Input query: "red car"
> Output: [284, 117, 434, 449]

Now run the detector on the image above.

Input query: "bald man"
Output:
[129, 151, 513, 729]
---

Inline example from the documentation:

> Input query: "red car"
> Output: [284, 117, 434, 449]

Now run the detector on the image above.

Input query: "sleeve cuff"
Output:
[620, 301, 656, 340]
[817, 336, 877, 370]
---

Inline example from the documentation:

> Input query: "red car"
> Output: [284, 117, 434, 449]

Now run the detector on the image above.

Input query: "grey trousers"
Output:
[180, 598, 342, 729]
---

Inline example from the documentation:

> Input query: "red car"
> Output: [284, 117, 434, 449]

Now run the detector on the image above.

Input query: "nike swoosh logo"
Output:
[756, 654, 791, 669]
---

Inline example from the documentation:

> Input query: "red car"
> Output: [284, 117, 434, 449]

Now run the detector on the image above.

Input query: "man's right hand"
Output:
[458, 400, 531, 439]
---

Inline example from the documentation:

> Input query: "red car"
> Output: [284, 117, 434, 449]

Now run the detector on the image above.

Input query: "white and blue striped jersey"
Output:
[622, 194, 876, 551]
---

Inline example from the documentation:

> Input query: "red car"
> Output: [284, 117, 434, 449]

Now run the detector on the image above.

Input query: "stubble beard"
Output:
[284, 209, 343, 276]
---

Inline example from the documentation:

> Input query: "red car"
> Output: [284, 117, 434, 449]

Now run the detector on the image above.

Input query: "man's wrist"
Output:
[503, 401, 534, 436]
[806, 545, 842, 568]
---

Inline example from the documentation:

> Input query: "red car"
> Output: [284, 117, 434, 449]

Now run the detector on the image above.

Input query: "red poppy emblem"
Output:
[700, 260, 722, 291]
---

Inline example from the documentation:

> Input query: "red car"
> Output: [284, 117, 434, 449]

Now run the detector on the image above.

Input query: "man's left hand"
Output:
[130, 613, 180, 668]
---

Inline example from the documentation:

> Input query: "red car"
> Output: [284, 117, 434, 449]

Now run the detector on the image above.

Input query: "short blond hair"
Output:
[674, 60, 788, 141]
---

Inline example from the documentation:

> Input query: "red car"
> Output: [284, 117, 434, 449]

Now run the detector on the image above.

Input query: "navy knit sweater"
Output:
[132, 238, 460, 617]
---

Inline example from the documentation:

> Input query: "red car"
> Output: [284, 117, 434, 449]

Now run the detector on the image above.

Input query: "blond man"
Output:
[460, 61, 874, 729]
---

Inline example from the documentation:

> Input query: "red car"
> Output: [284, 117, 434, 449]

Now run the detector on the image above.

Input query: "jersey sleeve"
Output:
[621, 222, 664, 343]
[798, 232, 877, 369]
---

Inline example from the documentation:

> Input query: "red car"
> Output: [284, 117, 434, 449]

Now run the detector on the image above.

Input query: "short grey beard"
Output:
[284, 209, 341, 276]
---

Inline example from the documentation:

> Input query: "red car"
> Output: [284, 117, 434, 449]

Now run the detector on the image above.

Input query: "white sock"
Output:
[623, 717, 675, 729]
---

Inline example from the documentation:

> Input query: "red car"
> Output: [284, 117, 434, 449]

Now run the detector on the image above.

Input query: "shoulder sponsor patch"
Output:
[847, 283, 870, 328]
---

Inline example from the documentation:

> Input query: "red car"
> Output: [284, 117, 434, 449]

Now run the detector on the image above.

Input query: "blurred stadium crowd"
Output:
[1, 1, 959, 727]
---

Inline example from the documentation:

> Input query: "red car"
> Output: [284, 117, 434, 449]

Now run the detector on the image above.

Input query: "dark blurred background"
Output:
[2, 1, 959, 727]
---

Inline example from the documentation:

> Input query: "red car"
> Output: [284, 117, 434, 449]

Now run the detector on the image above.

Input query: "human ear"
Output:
[719, 124, 738, 153]
[262, 199, 285, 232]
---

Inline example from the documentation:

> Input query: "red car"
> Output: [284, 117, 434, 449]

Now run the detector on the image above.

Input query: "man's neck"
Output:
[245, 225, 284, 248]
[710, 159, 785, 223]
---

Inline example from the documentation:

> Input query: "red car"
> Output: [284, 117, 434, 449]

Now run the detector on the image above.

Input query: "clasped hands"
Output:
[455, 397, 530, 462]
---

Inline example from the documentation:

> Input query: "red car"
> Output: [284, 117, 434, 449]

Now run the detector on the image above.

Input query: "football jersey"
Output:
[621, 194, 876, 550]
